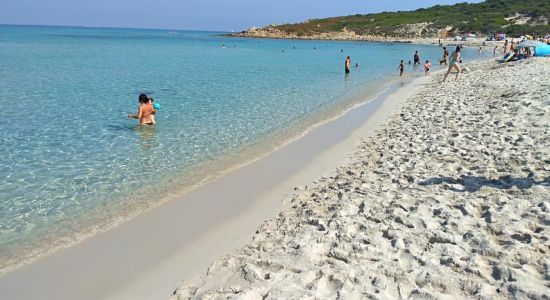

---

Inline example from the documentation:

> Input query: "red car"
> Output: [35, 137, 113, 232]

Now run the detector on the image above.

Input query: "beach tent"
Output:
[518, 40, 550, 56]
[518, 40, 544, 48]
[534, 43, 550, 56]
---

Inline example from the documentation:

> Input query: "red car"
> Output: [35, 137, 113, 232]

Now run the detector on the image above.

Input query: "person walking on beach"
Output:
[345, 56, 351, 74]
[398, 60, 405, 76]
[413, 51, 421, 66]
[440, 47, 449, 65]
[424, 60, 432, 76]
[128, 94, 156, 125]
[443, 46, 461, 82]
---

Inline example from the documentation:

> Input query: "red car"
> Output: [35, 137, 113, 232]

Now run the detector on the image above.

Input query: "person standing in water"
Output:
[128, 94, 156, 125]
[413, 51, 421, 66]
[345, 56, 351, 74]
[493, 45, 498, 56]
[398, 60, 405, 76]
[440, 47, 449, 65]
[443, 46, 461, 82]
[424, 60, 432, 76]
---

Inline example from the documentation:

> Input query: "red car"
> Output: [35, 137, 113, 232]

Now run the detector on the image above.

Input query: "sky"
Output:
[0, 0, 483, 32]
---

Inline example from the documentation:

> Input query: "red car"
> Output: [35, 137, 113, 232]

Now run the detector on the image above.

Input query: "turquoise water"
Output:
[0, 25, 489, 270]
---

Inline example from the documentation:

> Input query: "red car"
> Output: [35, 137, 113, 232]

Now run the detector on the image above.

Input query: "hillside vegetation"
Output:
[258, 0, 550, 38]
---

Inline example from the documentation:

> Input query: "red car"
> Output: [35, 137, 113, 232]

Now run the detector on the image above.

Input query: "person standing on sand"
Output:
[398, 60, 405, 76]
[345, 56, 351, 74]
[413, 51, 421, 66]
[443, 46, 461, 82]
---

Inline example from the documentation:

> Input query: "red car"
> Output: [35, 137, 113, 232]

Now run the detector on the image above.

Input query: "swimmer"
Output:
[413, 51, 420, 66]
[440, 47, 449, 65]
[398, 60, 405, 76]
[345, 56, 351, 74]
[128, 94, 156, 125]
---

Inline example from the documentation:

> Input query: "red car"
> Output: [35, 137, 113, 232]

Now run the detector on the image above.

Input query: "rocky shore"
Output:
[230, 27, 504, 50]
[171, 58, 550, 299]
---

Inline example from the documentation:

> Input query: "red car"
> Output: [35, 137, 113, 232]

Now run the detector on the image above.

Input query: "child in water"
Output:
[424, 60, 432, 76]
[398, 60, 405, 76]
[148, 98, 157, 125]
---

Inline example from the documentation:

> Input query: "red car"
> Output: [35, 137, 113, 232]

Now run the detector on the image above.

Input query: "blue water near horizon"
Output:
[0, 24, 490, 271]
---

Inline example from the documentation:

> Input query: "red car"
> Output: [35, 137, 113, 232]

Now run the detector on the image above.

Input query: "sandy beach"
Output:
[172, 58, 550, 299]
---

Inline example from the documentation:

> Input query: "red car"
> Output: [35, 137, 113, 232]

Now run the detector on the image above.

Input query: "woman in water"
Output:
[128, 94, 156, 125]
[443, 46, 461, 82]
[440, 47, 449, 65]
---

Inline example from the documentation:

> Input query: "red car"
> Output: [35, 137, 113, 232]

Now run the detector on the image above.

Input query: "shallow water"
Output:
[0, 25, 490, 271]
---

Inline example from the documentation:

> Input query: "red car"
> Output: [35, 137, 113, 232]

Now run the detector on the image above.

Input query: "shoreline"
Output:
[4, 29, 474, 275]
[0, 64, 400, 276]
[172, 57, 550, 299]
[227, 33, 506, 53]
[0, 60, 437, 299]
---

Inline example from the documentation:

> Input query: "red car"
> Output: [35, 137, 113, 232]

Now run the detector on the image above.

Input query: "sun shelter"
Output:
[518, 40, 550, 57]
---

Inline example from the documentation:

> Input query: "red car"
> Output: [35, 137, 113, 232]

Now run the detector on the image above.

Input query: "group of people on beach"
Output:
[128, 93, 157, 126]
[396, 46, 461, 81]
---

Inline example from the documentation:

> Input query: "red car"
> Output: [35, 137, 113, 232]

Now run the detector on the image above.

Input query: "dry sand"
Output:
[172, 58, 550, 299]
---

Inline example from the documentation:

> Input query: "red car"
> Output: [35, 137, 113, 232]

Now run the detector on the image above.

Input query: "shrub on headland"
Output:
[249, 0, 550, 38]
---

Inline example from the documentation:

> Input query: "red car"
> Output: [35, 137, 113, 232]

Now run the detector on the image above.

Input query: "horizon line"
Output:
[0, 22, 233, 33]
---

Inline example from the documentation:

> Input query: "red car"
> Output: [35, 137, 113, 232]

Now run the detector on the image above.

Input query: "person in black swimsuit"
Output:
[413, 50, 420, 66]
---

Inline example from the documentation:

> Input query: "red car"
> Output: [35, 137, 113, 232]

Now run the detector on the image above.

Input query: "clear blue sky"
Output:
[0, 0, 483, 31]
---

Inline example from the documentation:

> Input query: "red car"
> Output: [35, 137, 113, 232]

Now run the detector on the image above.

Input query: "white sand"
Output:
[172, 58, 550, 299]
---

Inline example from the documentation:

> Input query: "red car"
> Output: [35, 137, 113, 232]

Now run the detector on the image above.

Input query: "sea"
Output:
[0, 24, 491, 272]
